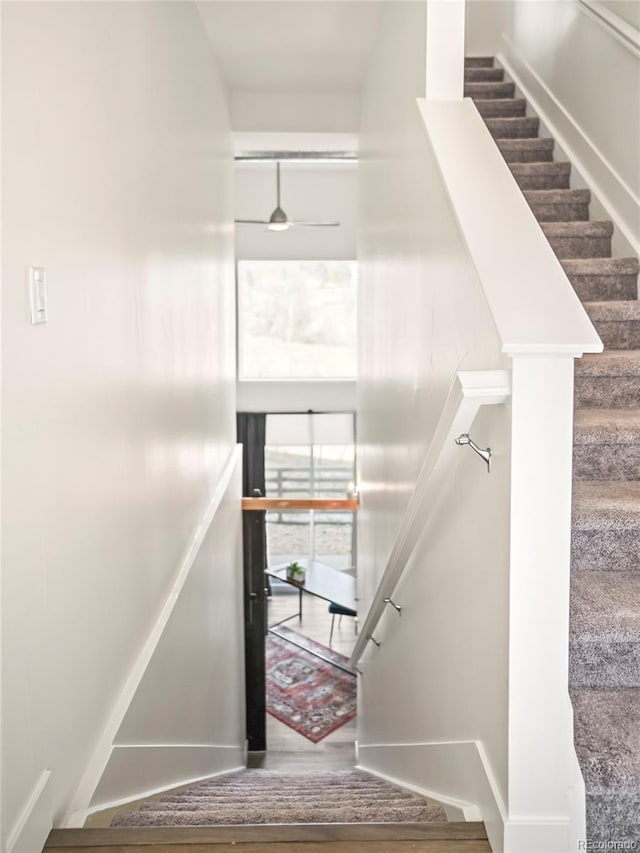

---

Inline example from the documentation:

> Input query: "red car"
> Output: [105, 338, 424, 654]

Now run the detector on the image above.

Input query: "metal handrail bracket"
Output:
[349, 369, 510, 668]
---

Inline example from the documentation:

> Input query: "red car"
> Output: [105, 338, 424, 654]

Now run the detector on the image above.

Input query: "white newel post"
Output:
[425, 0, 466, 100]
[506, 355, 585, 852]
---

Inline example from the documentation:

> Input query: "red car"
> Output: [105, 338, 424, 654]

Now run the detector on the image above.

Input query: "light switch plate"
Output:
[29, 266, 48, 325]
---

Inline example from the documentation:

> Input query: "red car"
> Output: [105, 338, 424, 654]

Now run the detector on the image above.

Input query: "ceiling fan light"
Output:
[268, 204, 289, 232]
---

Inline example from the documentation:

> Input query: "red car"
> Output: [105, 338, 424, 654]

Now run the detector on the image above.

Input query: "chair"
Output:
[328, 601, 358, 646]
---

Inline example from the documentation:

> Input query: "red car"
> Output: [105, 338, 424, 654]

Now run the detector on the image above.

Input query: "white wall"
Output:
[356, 2, 512, 830]
[1, 3, 240, 850]
[235, 161, 357, 412]
[89, 465, 244, 808]
[466, 0, 640, 254]
[357, 1, 502, 613]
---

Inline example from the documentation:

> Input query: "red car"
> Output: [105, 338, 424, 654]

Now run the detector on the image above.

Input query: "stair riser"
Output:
[575, 377, 640, 408]
[475, 100, 526, 118]
[568, 275, 638, 302]
[570, 642, 640, 687]
[586, 793, 640, 845]
[512, 171, 571, 191]
[114, 808, 442, 826]
[464, 82, 515, 99]
[547, 235, 611, 259]
[528, 202, 589, 221]
[485, 117, 540, 139]
[572, 530, 640, 571]
[574, 444, 640, 480]
[465, 67, 504, 81]
[589, 320, 640, 349]
[465, 57, 494, 68]
[497, 140, 554, 163]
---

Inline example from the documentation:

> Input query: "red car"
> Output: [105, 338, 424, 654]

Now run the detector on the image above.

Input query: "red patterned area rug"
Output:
[266, 626, 356, 743]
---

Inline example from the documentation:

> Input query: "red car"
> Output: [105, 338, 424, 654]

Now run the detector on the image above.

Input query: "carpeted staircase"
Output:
[466, 56, 640, 845]
[109, 769, 447, 827]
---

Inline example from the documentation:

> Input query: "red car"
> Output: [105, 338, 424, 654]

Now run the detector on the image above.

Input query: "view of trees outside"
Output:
[237, 260, 357, 379]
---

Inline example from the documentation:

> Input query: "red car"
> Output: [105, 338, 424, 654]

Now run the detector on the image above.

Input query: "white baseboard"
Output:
[357, 740, 504, 850]
[63, 446, 243, 825]
[67, 745, 244, 826]
[358, 740, 575, 853]
[6, 769, 52, 853]
[497, 39, 640, 258]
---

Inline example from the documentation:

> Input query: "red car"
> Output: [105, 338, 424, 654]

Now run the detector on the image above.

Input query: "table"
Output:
[265, 559, 357, 674]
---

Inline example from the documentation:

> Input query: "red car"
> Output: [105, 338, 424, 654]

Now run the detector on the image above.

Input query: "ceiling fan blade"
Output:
[288, 221, 341, 227]
[234, 219, 271, 225]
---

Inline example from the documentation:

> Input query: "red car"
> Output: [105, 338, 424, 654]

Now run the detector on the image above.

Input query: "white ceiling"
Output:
[197, 1, 384, 94]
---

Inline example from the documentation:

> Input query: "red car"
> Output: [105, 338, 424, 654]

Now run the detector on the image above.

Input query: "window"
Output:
[264, 413, 356, 571]
[237, 260, 357, 380]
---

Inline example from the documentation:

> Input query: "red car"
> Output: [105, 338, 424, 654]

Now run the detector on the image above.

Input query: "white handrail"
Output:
[418, 99, 602, 358]
[350, 370, 510, 668]
[577, 0, 640, 58]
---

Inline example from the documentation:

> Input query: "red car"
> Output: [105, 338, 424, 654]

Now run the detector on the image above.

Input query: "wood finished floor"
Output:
[47, 824, 490, 852]
[257, 588, 357, 767]
[46, 842, 491, 852]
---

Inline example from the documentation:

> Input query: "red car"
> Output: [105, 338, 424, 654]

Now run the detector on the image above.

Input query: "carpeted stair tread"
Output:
[576, 350, 640, 377]
[524, 189, 590, 222]
[572, 480, 640, 530]
[573, 410, 640, 479]
[570, 572, 640, 686]
[464, 56, 495, 68]
[574, 408, 640, 443]
[484, 116, 540, 139]
[563, 258, 640, 276]
[584, 302, 640, 348]
[542, 222, 613, 260]
[584, 301, 640, 321]
[140, 791, 418, 809]
[571, 687, 640, 790]
[473, 98, 526, 118]
[572, 481, 640, 573]
[571, 572, 640, 641]
[508, 162, 571, 190]
[571, 688, 640, 842]
[572, 481, 640, 572]
[112, 804, 447, 827]
[541, 220, 613, 238]
[464, 80, 515, 99]
[464, 66, 504, 82]
[109, 770, 449, 829]
[495, 137, 555, 163]
[562, 258, 639, 300]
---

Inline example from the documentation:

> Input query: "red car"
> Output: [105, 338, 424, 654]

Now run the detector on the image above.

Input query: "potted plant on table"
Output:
[286, 561, 306, 583]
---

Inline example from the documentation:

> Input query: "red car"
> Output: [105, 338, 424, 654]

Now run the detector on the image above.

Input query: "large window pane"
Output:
[238, 260, 357, 379]
[264, 416, 356, 572]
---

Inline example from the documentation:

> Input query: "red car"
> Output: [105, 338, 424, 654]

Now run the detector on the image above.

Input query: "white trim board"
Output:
[63, 445, 243, 825]
[357, 741, 576, 853]
[357, 741, 505, 852]
[497, 41, 640, 258]
[6, 769, 52, 853]
[70, 746, 244, 824]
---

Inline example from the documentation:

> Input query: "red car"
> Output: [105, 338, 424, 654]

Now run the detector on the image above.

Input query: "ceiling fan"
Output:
[235, 162, 340, 231]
